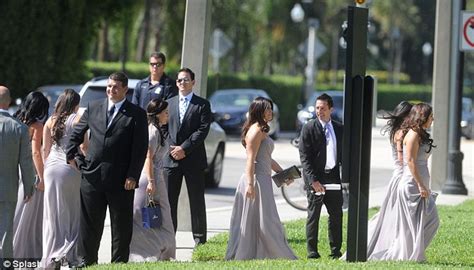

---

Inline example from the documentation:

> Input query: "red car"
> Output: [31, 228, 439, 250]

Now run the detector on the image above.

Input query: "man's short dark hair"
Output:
[316, 93, 334, 108]
[150, 52, 166, 64]
[109, 72, 128, 87]
[178, 67, 195, 81]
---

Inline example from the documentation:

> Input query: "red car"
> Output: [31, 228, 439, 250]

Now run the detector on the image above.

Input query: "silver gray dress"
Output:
[13, 123, 44, 259]
[129, 124, 176, 261]
[369, 143, 439, 261]
[41, 114, 81, 267]
[366, 144, 403, 258]
[225, 136, 297, 260]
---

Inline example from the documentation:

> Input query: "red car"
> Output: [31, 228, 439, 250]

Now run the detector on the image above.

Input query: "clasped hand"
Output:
[170, 145, 186, 160]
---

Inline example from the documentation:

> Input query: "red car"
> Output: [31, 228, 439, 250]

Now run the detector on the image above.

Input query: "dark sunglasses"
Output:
[149, 62, 163, 67]
[177, 78, 191, 83]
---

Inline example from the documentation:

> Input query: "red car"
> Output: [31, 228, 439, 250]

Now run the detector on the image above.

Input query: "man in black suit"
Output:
[164, 67, 211, 246]
[299, 93, 343, 259]
[66, 72, 148, 265]
[132, 52, 178, 108]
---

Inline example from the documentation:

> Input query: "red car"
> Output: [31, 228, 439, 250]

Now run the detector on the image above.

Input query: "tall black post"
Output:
[442, 0, 467, 195]
[357, 76, 374, 261]
[342, 5, 369, 262]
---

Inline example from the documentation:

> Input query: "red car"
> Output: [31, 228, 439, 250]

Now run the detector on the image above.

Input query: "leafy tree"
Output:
[0, 0, 137, 99]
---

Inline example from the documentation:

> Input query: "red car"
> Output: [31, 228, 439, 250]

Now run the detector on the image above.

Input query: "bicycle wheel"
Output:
[281, 179, 308, 211]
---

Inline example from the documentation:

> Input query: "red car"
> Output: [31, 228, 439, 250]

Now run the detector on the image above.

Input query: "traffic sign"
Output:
[460, 11, 474, 51]
[298, 36, 327, 59]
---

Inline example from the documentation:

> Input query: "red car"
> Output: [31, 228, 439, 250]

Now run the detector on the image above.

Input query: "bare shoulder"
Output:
[73, 112, 83, 124]
[30, 121, 44, 131]
[403, 129, 419, 144]
[245, 124, 265, 143]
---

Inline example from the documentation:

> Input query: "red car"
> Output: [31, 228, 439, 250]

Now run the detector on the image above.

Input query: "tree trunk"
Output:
[97, 21, 109, 61]
[135, 0, 151, 62]
[330, 30, 339, 86]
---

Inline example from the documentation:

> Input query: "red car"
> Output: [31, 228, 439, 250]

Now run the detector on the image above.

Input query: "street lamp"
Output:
[422, 42, 432, 83]
[291, 0, 319, 102]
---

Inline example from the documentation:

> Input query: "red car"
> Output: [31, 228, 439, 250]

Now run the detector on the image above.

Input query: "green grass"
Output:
[88, 200, 474, 269]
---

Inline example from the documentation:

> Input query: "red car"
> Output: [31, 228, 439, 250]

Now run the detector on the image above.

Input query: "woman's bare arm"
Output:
[30, 122, 45, 190]
[404, 129, 428, 198]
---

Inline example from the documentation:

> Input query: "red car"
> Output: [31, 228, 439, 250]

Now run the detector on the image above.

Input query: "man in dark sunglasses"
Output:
[132, 52, 178, 109]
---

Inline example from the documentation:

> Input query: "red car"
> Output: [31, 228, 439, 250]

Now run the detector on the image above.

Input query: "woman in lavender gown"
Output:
[41, 89, 83, 268]
[226, 97, 296, 260]
[370, 103, 439, 261]
[366, 101, 412, 259]
[13, 92, 49, 259]
[129, 98, 176, 261]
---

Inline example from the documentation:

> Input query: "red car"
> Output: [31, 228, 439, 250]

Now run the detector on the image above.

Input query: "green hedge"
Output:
[86, 61, 460, 130]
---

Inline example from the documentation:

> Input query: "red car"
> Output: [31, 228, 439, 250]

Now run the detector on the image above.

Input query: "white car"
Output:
[78, 77, 226, 187]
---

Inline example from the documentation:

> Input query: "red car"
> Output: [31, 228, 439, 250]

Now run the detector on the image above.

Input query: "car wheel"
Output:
[206, 144, 225, 188]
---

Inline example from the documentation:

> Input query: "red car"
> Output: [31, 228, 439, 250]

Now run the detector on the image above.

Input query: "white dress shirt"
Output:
[319, 119, 337, 170]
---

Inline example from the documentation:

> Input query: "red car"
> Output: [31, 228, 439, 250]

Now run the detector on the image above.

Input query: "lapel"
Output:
[106, 100, 128, 131]
[100, 99, 108, 129]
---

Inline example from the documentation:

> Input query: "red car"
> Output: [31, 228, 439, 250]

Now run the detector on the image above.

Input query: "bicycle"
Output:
[280, 130, 308, 211]
[281, 166, 308, 211]
[281, 131, 349, 211]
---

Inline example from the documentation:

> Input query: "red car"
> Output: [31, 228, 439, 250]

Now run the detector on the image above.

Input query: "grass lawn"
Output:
[88, 200, 474, 269]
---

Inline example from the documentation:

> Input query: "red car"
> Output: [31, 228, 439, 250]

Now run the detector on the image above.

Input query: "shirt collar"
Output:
[179, 92, 193, 101]
[318, 119, 332, 128]
[108, 98, 126, 111]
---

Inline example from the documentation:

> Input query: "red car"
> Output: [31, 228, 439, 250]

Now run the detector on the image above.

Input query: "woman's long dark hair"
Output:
[241, 96, 273, 147]
[146, 98, 168, 146]
[51, 89, 80, 145]
[380, 101, 413, 144]
[401, 102, 436, 153]
[14, 91, 49, 126]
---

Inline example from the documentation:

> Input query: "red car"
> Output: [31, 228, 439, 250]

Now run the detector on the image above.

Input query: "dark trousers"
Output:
[165, 166, 207, 244]
[78, 180, 134, 265]
[306, 171, 343, 256]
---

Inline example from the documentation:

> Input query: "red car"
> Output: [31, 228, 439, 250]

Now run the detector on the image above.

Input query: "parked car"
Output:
[461, 97, 474, 140]
[209, 88, 280, 139]
[296, 90, 344, 131]
[37, 84, 83, 115]
[78, 77, 226, 187]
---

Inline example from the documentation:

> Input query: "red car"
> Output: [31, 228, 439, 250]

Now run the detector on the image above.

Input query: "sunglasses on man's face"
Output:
[177, 78, 191, 83]
[149, 62, 163, 67]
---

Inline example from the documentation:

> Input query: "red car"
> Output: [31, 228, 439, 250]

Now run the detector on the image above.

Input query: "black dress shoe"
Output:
[307, 252, 321, 259]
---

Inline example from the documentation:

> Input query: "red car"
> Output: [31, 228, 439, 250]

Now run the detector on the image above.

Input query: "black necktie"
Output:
[107, 105, 115, 125]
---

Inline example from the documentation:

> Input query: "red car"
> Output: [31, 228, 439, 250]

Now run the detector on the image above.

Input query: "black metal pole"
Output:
[443, 0, 467, 195]
[356, 76, 374, 261]
[346, 75, 364, 262]
[342, 5, 369, 262]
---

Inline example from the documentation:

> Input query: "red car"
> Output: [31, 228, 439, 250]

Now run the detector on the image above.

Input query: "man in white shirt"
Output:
[299, 93, 344, 259]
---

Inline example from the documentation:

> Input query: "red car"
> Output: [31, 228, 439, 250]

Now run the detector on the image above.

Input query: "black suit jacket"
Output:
[66, 99, 148, 191]
[163, 94, 211, 170]
[299, 119, 343, 185]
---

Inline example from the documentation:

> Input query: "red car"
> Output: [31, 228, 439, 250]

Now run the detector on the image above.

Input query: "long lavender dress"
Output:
[369, 143, 439, 261]
[41, 114, 81, 267]
[366, 144, 403, 258]
[225, 136, 297, 260]
[129, 124, 176, 261]
[13, 123, 44, 259]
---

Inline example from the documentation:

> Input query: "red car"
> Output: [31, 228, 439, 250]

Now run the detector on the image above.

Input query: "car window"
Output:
[79, 86, 134, 107]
